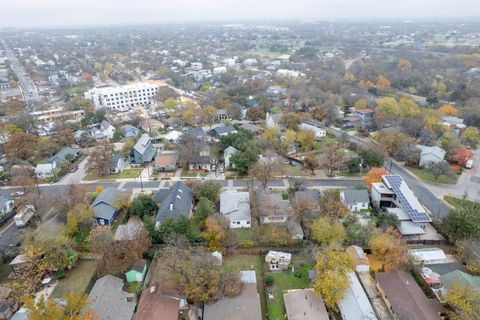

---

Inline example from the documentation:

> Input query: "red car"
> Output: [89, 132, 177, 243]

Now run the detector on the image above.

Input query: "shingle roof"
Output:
[284, 289, 329, 320]
[212, 125, 237, 135]
[135, 285, 180, 320]
[220, 189, 251, 222]
[92, 188, 122, 221]
[87, 275, 136, 320]
[155, 182, 193, 224]
[376, 269, 442, 320]
[342, 189, 369, 206]
[109, 154, 123, 167]
[442, 270, 480, 293]
[224, 146, 239, 156]
[186, 127, 207, 139]
[48, 147, 78, 163]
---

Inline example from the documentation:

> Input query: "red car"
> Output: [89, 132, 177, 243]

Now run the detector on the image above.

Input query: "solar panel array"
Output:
[384, 175, 431, 223]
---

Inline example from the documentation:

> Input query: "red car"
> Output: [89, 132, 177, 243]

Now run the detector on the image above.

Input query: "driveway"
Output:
[57, 157, 88, 185]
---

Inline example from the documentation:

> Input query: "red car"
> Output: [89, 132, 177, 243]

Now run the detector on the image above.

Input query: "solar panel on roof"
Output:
[384, 175, 431, 223]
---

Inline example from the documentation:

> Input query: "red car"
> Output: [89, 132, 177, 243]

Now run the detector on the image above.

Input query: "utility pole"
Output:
[139, 169, 144, 192]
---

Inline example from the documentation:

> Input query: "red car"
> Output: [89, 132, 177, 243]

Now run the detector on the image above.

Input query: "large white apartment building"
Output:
[85, 83, 159, 112]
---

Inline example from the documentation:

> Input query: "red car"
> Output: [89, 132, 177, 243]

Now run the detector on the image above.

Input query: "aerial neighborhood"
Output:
[0, 12, 480, 320]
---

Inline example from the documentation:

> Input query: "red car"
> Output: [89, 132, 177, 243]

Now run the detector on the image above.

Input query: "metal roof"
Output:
[383, 175, 431, 223]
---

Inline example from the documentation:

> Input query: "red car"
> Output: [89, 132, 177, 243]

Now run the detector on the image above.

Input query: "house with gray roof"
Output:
[91, 120, 115, 140]
[154, 181, 193, 229]
[185, 127, 208, 141]
[91, 187, 123, 225]
[87, 275, 136, 320]
[340, 189, 370, 212]
[129, 134, 156, 165]
[224, 146, 238, 169]
[0, 196, 14, 219]
[417, 145, 446, 167]
[220, 189, 251, 229]
[47, 147, 79, 164]
[120, 124, 139, 138]
[210, 125, 237, 137]
[109, 154, 125, 173]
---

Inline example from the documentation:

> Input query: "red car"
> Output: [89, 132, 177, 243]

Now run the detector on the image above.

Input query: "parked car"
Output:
[465, 159, 474, 169]
[10, 191, 25, 197]
[69, 166, 79, 173]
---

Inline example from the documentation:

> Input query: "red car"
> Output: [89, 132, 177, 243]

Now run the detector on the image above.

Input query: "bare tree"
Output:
[319, 144, 347, 177]
[87, 141, 114, 177]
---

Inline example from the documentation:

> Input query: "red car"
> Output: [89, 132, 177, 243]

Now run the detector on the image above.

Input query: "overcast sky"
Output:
[1, 0, 479, 28]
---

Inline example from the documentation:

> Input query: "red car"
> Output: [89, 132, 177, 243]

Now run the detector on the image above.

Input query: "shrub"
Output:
[265, 275, 274, 286]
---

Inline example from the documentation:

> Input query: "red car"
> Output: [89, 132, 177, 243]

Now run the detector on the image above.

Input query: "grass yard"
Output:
[315, 135, 341, 150]
[52, 260, 98, 298]
[408, 167, 458, 184]
[265, 257, 314, 320]
[223, 255, 267, 320]
[84, 168, 142, 181]
[0, 263, 11, 282]
[231, 228, 255, 244]
[180, 171, 198, 178]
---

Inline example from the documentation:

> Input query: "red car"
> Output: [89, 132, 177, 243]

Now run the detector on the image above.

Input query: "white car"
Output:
[465, 159, 474, 169]
[10, 191, 25, 197]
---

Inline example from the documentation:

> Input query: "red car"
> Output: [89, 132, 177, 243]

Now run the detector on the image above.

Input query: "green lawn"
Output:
[444, 196, 478, 209]
[52, 260, 98, 298]
[84, 168, 142, 181]
[315, 135, 340, 150]
[408, 167, 458, 184]
[180, 171, 198, 178]
[265, 259, 313, 320]
[0, 263, 11, 282]
[231, 228, 254, 243]
[223, 255, 267, 320]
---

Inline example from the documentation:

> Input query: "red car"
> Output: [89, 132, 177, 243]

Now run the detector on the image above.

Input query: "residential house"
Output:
[129, 134, 156, 165]
[0, 286, 18, 320]
[442, 116, 466, 130]
[217, 109, 231, 121]
[204, 271, 261, 320]
[140, 118, 164, 134]
[283, 289, 329, 320]
[287, 216, 305, 240]
[293, 190, 320, 212]
[371, 175, 432, 237]
[224, 146, 238, 169]
[189, 143, 213, 171]
[265, 251, 292, 271]
[238, 123, 260, 133]
[34, 163, 57, 179]
[255, 190, 291, 224]
[162, 130, 182, 143]
[185, 127, 209, 141]
[338, 272, 377, 320]
[376, 269, 443, 320]
[88, 275, 136, 320]
[410, 248, 447, 265]
[220, 189, 251, 228]
[73, 130, 88, 143]
[109, 154, 125, 173]
[0, 196, 14, 218]
[154, 181, 193, 229]
[416, 145, 446, 167]
[210, 125, 237, 137]
[120, 124, 139, 138]
[386, 208, 427, 238]
[299, 123, 326, 140]
[91, 187, 123, 225]
[346, 245, 370, 273]
[352, 108, 374, 122]
[135, 285, 182, 320]
[442, 270, 480, 294]
[266, 112, 282, 129]
[91, 120, 115, 140]
[47, 147, 79, 164]
[154, 151, 178, 172]
[340, 189, 370, 212]
[342, 115, 362, 128]
[125, 259, 147, 283]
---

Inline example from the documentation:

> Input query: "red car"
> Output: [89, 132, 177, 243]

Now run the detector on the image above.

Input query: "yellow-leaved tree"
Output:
[369, 232, 408, 272]
[23, 291, 98, 320]
[446, 282, 480, 320]
[66, 204, 95, 238]
[310, 216, 346, 246]
[313, 247, 353, 309]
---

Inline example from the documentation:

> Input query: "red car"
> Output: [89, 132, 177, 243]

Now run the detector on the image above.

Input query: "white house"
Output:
[213, 66, 227, 75]
[340, 189, 370, 212]
[224, 146, 238, 169]
[299, 123, 326, 140]
[220, 189, 251, 229]
[35, 163, 57, 179]
[91, 120, 115, 140]
[266, 112, 282, 129]
[0, 196, 14, 218]
[409, 248, 447, 265]
[417, 145, 446, 167]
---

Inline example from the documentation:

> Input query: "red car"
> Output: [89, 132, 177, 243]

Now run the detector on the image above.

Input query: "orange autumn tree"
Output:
[363, 167, 388, 190]
[438, 104, 458, 116]
[203, 216, 226, 252]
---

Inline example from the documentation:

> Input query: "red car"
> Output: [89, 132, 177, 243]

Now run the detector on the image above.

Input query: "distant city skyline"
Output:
[1, 0, 480, 28]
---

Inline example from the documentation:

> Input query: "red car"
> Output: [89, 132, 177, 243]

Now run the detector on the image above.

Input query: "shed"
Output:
[125, 259, 147, 283]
